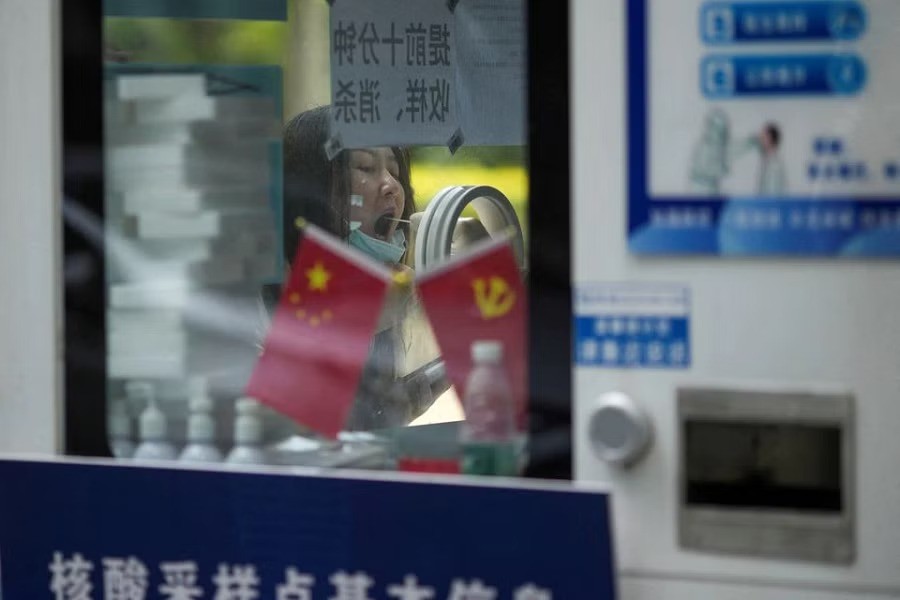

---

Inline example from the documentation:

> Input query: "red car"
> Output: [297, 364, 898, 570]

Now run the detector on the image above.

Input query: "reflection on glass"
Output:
[104, 66, 284, 454]
[102, 1, 528, 471]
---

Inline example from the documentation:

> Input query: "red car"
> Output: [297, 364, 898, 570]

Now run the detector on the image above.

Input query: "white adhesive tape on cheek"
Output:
[350, 194, 364, 207]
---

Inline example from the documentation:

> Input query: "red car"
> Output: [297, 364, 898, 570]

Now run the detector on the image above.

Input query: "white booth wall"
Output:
[572, 1, 900, 598]
[0, 0, 62, 454]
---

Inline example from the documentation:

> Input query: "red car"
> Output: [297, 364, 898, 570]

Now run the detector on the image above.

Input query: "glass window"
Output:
[99, 0, 531, 472]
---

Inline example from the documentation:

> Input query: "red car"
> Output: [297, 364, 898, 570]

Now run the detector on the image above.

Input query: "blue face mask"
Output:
[348, 228, 407, 264]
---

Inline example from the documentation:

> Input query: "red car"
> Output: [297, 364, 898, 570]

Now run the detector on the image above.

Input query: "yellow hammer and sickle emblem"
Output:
[472, 276, 516, 320]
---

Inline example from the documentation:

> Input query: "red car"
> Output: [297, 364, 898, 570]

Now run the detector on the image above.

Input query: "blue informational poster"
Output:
[0, 458, 616, 599]
[629, 0, 900, 256]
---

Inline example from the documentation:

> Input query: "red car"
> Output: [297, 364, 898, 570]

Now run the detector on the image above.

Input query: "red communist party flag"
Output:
[416, 236, 527, 431]
[246, 224, 395, 437]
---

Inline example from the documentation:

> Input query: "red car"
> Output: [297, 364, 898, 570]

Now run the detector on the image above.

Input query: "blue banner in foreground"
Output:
[0, 458, 615, 599]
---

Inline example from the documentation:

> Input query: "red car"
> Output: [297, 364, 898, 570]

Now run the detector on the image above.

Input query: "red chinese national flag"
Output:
[246, 225, 394, 437]
[416, 236, 527, 430]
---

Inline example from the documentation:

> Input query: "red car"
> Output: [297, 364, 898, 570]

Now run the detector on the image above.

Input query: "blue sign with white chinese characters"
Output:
[630, 0, 900, 257]
[575, 283, 691, 370]
[701, 54, 866, 98]
[0, 458, 616, 599]
[701, 2, 866, 44]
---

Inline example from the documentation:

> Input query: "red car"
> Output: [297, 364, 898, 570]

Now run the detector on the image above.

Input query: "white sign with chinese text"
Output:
[330, 0, 457, 149]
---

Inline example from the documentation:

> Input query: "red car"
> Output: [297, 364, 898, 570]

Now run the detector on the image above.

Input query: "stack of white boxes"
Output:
[105, 73, 280, 400]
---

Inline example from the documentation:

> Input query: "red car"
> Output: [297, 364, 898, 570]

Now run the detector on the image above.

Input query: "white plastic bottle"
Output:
[459, 340, 518, 476]
[179, 382, 222, 463]
[133, 383, 177, 461]
[107, 399, 135, 459]
[226, 398, 268, 465]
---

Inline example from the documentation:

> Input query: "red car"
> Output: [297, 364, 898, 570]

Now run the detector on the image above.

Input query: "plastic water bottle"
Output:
[459, 340, 518, 476]
[133, 383, 177, 461]
[179, 380, 222, 463]
[226, 398, 268, 465]
[107, 398, 135, 459]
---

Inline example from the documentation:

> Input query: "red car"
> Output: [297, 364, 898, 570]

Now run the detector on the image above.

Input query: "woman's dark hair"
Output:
[282, 106, 416, 263]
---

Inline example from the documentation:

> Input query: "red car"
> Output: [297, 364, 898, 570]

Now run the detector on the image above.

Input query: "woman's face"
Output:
[348, 148, 405, 241]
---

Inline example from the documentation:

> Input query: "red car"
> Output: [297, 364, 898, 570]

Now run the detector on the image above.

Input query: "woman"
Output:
[282, 106, 415, 271]
[278, 106, 446, 430]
